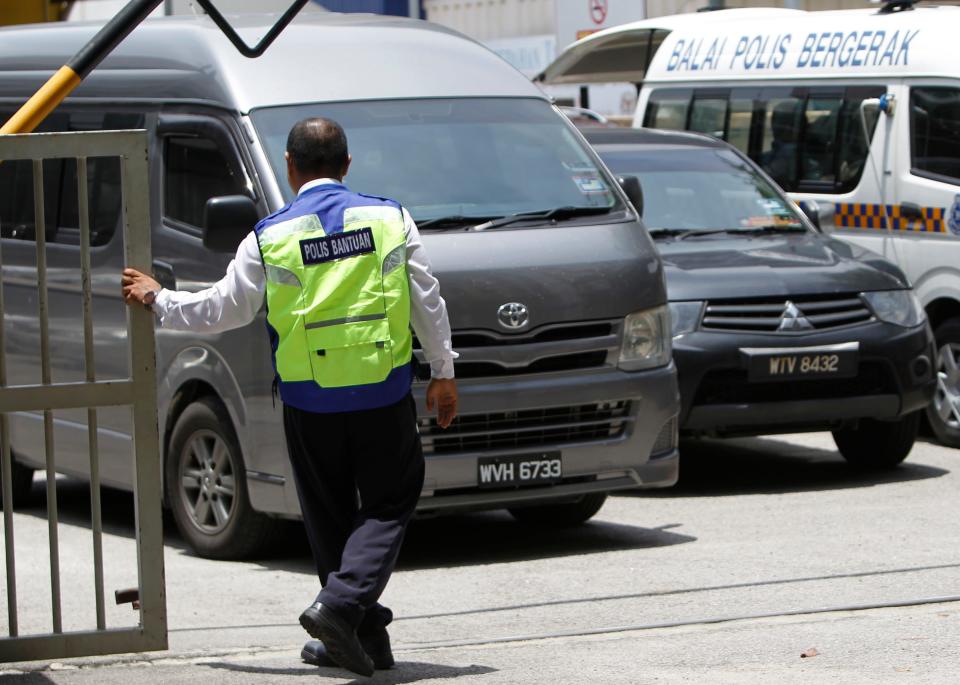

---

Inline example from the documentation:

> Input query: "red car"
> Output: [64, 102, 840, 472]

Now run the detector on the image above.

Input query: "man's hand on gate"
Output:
[426, 378, 458, 429]
[121, 268, 162, 308]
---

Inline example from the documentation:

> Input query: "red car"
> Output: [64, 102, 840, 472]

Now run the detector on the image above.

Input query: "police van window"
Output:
[0, 111, 142, 246]
[644, 90, 690, 131]
[688, 98, 726, 138]
[800, 97, 842, 185]
[163, 136, 245, 230]
[759, 97, 802, 190]
[726, 98, 754, 155]
[836, 94, 880, 193]
[911, 87, 960, 184]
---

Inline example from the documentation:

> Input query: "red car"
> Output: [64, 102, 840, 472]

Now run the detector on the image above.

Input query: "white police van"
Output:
[541, 1, 960, 447]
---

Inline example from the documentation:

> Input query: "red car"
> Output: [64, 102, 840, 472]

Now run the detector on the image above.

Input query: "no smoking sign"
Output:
[590, 0, 608, 25]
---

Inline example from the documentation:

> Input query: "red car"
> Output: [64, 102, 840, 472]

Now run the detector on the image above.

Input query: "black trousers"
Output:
[283, 394, 424, 634]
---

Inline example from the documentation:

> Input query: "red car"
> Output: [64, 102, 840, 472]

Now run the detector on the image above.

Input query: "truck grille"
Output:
[701, 295, 872, 333]
[420, 401, 632, 454]
[414, 320, 619, 378]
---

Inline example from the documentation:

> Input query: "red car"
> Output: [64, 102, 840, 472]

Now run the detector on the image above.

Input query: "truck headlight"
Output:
[862, 290, 925, 328]
[619, 305, 672, 371]
[668, 301, 703, 338]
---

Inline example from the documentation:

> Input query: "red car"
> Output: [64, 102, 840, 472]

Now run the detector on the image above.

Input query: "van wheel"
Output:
[832, 411, 920, 469]
[926, 320, 960, 448]
[508, 493, 607, 526]
[167, 397, 277, 559]
[0, 457, 34, 509]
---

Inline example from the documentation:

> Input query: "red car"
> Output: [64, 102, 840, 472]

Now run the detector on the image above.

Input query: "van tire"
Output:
[0, 457, 34, 509]
[508, 493, 607, 526]
[167, 397, 277, 559]
[926, 320, 960, 448]
[832, 411, 920, 469]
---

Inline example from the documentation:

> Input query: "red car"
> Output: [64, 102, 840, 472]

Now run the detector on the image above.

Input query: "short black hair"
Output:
[286, 117, 349, 177]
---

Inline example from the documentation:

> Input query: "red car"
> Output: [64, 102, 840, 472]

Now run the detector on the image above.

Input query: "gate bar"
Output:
[33, 160, 62, 634]
[0, 220, 16, 637]
[77, 158, 106, 631]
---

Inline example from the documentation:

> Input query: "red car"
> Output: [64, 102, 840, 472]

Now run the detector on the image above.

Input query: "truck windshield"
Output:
[599, 146, 806, 233]
[251, 98, 621, 225]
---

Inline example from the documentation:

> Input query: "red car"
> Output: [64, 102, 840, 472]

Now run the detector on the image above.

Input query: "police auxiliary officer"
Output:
[122, 117, 458, 677]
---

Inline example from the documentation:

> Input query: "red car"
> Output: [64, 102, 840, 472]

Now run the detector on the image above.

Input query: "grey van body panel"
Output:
[1, 15, 678, 529]
[0, 14, 541, 112]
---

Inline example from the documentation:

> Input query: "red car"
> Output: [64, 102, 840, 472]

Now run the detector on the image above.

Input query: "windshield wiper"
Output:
[673, 225, 807, 240]
[737, 224, 807, 234]
[417, 215, 498, 230]
[472, 206, 613, 232]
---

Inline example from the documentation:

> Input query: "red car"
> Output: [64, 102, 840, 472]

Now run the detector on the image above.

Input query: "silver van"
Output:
[0, 13, 679, 558]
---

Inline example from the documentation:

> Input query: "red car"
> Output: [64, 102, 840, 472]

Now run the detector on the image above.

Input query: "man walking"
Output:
[122, 117, 457, 677]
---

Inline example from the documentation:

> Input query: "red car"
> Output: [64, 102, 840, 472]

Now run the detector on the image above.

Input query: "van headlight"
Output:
[862, 290, 925, 328]
[619, 306, 672, 371]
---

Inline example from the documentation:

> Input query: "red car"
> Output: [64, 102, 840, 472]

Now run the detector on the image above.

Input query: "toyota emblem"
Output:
[497, 302, 530, 330]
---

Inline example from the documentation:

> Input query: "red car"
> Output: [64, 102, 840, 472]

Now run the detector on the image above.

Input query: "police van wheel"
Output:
[926, 320, 960, 448]
[0, 456, 34, 509]
[507, 493, 607, 526]
[832, 411, 920, 469]
[167, 397, 277, 560]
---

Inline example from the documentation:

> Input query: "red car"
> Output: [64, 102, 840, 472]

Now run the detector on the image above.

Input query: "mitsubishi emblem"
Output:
[497, 302, 530, 330]
[778, 301, 814, 331]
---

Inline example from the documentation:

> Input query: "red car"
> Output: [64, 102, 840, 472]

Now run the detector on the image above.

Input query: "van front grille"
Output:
[414, 320, 619, 379]
[420, 401, 632, 454]
[701, 295, 873, 333]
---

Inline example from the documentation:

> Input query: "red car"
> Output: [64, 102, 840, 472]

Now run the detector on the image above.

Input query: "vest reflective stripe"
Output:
[256, 198, 412, 396]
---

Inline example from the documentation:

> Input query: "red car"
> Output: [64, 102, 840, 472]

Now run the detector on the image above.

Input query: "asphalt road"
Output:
[2, 431, 959, 684]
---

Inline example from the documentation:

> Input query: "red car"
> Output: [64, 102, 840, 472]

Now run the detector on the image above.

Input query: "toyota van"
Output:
[0, 12, 679, 558]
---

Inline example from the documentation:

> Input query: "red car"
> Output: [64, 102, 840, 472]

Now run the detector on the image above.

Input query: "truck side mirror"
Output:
[203, 195, 259, 253]
[619, 175, 643, 217]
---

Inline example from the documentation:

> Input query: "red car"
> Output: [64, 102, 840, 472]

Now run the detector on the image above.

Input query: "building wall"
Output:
[423, 0, 554, 41]
[647, 0, 869, 17]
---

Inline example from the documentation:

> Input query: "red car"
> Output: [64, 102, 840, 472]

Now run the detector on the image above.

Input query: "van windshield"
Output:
[251, 98, 622, 226]
[598, 146, 806, 233]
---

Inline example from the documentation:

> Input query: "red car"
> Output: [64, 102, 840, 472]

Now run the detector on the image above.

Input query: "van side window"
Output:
[644, 90, 690, 131]
[0, 112, 140, 246]
[163, 136, 245, 230]
[644, 87, 884, 194]
[759, 97, 802, 190]
[911, 87, 960, 185]
[688, 98, 726, 138]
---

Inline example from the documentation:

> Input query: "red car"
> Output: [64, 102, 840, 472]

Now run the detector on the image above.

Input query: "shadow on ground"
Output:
[14, 476, 695, 572]
[205, 660, 496, 683]
[628, 435, 950, 498]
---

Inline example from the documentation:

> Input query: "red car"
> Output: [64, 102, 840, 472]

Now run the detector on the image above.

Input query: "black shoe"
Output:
[302, 630, 395, 670]
[299, 602, 375, 677]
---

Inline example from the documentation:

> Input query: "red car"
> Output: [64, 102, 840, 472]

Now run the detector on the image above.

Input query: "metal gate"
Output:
[0, 130, 166, 660]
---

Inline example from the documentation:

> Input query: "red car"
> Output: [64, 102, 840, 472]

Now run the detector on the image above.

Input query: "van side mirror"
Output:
[619, 175, 643, 217]
[203, 195, 259, 253]
[799, 199, 835, 233]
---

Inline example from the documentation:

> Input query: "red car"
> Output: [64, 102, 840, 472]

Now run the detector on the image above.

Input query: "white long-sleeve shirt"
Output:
[153, 179, 457, 378]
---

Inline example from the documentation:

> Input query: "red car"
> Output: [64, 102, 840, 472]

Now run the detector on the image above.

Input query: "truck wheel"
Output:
[832, 411, 920, 469]
[508, 493, 607, 526]
[167, 397, 277, 559]
[926, 320, 960, 448]
[0, 457, 34, 509]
